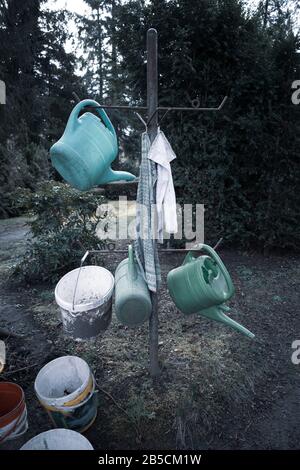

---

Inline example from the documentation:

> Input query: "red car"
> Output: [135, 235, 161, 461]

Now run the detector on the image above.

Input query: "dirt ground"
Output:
[0, 216, 300, 450]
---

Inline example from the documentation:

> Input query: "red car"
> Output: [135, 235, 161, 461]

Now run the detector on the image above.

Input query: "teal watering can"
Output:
[114, 245, 152, 327]
[50, 99, 136, 190]
[167, 244, 254, 339]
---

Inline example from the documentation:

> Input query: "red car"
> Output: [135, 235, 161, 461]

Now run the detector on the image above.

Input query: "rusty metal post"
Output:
[147, 28, 160, 378]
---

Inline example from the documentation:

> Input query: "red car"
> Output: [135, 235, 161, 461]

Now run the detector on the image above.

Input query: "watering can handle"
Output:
[183, 244, 235, 299]
[128, 244, 138, 281]
[68, 99, 117, 142]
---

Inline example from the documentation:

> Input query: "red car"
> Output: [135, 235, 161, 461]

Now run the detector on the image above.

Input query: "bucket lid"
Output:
[55, 265, 114, 313]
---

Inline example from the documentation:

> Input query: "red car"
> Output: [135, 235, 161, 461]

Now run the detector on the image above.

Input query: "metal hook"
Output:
[217, 96, 228, 110]
[158, 108, 171, 126]
[147, 108, 171, 128]
[147, 109, 157, 127]
[135, 112, 148, 131]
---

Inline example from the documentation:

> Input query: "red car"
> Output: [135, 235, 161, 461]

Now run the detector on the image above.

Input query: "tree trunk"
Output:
[96, 6, 103, 100]
[263, 0, 269, 27]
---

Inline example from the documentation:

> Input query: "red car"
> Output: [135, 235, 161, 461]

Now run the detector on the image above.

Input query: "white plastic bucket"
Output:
[20, 429, 94, 450]
[55, 265, 114, 339]
[0, 382, 28, 443]
[34, 356, 98, 432]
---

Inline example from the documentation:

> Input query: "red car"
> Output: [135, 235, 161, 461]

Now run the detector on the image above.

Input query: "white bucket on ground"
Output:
[55, 265, 114, 339]
[0, 382, 28, 443]
[34, 356, 98, 432]
[20, 429, 94, 450]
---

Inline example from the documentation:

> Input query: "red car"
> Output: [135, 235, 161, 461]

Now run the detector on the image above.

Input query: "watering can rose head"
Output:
[50, 99, 136, 191]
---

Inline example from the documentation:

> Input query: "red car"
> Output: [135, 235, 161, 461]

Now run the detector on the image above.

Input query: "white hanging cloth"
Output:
[147, 129, 178, 243]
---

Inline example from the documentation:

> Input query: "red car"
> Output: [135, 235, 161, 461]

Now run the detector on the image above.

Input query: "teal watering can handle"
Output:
[200, 244, 234, 298]
[183, 251, 195, 265]
[128, 244, 138, 281]
[68, 99, 117, 142]
[183, 244, 235, 299]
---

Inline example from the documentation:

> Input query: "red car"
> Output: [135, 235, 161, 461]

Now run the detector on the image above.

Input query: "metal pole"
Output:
[147, 28, 160, 378]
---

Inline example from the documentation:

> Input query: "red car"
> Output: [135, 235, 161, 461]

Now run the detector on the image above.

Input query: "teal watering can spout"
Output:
[97, 166, 136, 185]
[199, 305, 255, 339]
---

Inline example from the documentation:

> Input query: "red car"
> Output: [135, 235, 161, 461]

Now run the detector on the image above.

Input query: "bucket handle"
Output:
[71, 250, 112, 317]
[67, 99, 117, 142]
[183, 244, 235, 300]
[68, 251, 106, 319]
[72, 251, 89, 312]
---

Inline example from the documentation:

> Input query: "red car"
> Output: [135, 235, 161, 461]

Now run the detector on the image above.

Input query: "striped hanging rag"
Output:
[134, 132, 161, 292]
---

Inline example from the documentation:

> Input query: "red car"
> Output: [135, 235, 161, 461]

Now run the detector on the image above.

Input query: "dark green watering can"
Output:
[114, 245, 152, 327]
[50, 99, 136, 190]
[167, 244, 254, 338]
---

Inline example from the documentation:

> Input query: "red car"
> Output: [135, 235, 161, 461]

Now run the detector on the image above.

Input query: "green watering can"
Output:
[167, 244, 254, 339]
[50, 99, 136, 190]
[115, 245, 152, 327]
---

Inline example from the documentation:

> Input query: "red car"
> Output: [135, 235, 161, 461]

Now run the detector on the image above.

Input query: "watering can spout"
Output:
[200, 305, 255, 339]
[97, 166, 136, 185]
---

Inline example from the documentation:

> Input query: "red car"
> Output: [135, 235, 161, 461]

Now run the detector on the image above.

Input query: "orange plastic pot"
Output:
[0, 382, 28, 442]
